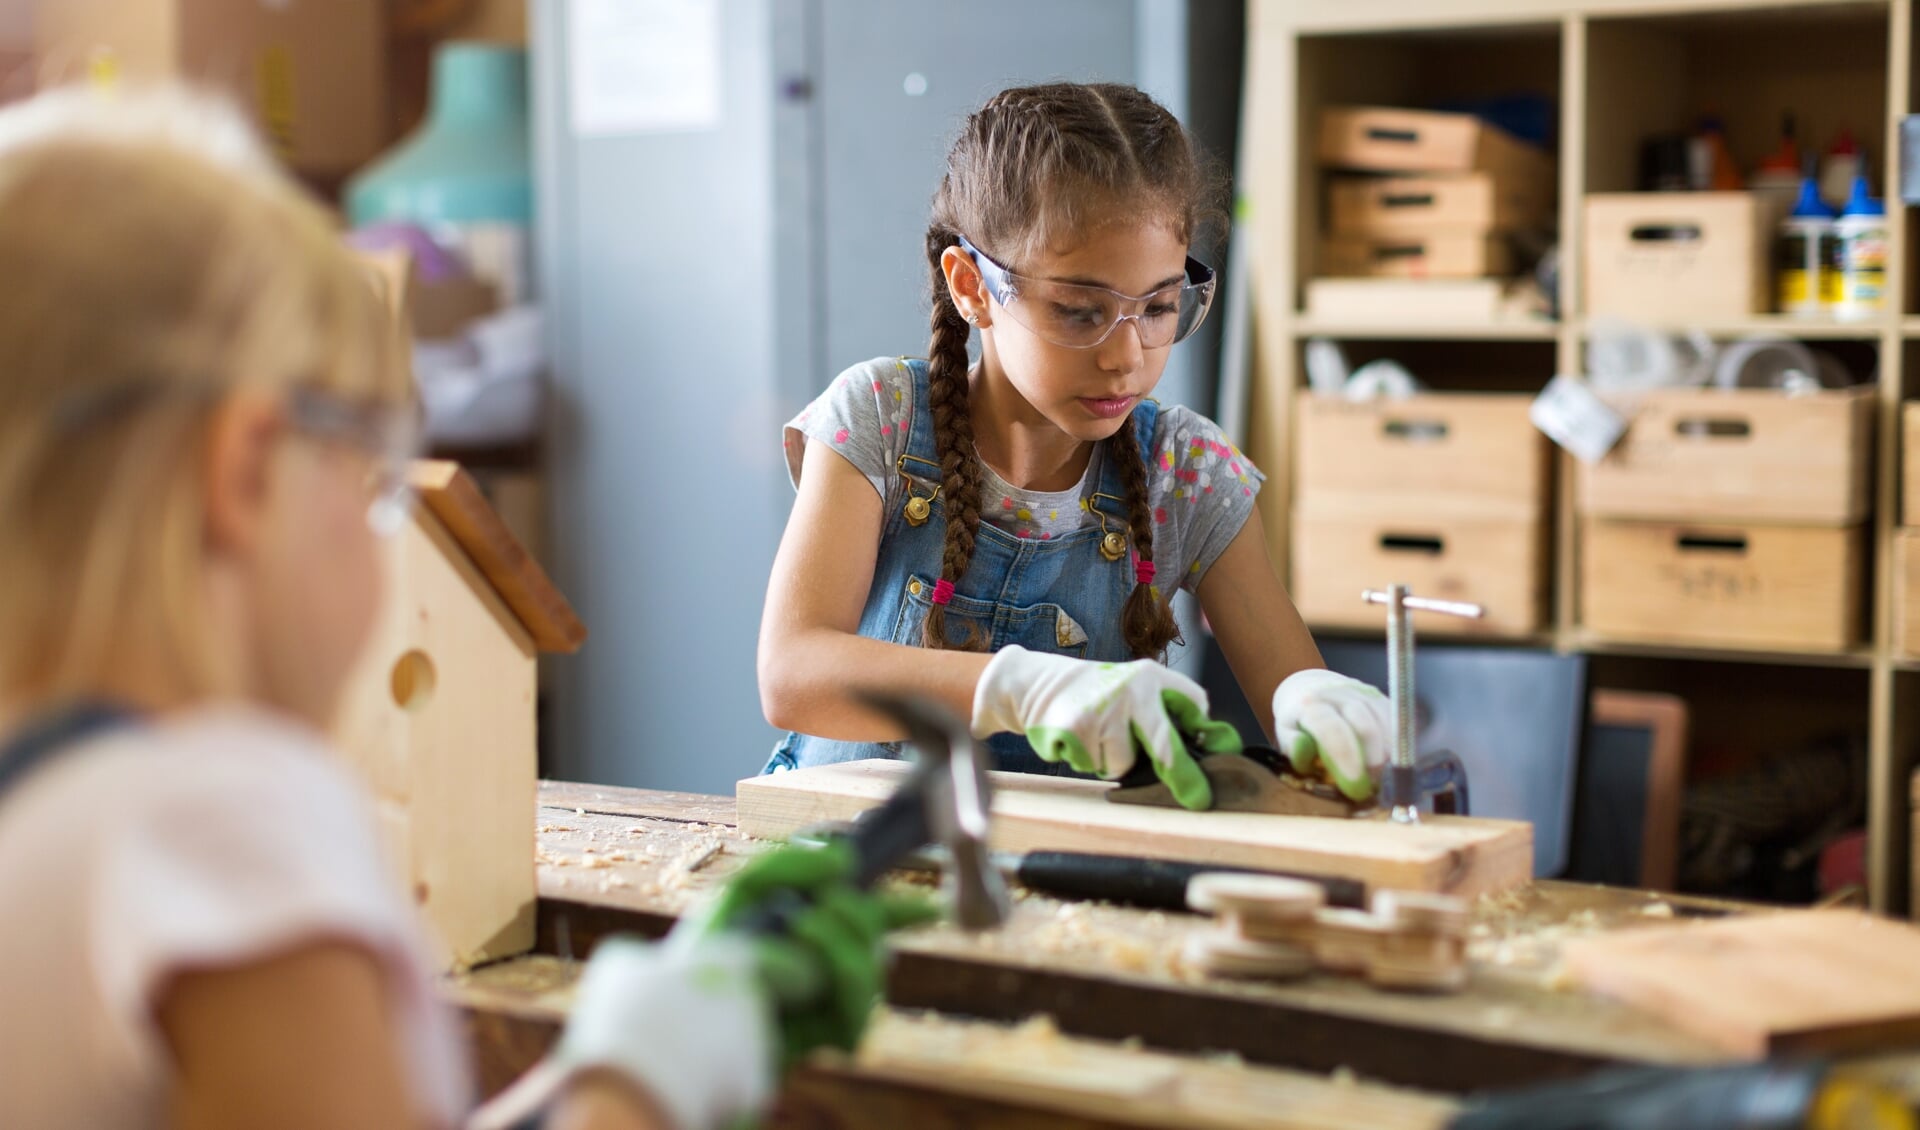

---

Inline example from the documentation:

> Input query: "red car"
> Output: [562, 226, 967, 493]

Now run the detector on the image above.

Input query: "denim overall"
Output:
[764, 358, 1155, 776]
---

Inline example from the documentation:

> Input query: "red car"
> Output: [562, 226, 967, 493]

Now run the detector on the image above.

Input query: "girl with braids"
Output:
[760, 82, 1392, 811]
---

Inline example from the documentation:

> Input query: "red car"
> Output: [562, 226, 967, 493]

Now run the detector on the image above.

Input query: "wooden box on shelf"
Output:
[1584, 193, 1774, 322]
[1318, 106, 1553, 182]
[1895, 530, 1920, 659]
[1579, 386, 1876, 526]
[1318, 233, 1512, 279]
[1580, 518, 1864, 652]
[1904, 403, 1920, 528]
[1292, 513, 1547, 636]
[1329, 173, 1551, 236]
[1296, 392, 1549, 519]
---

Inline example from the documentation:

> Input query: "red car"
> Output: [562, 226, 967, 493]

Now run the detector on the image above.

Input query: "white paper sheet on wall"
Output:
[569, 0, 722, 137]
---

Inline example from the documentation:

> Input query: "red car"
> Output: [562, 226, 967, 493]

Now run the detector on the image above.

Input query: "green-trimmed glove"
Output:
[472, 841, 938, 1130]
[972, 644, 1237, 811]
[1272, 669, 1393, 802]
[693, 838, 940, 1070]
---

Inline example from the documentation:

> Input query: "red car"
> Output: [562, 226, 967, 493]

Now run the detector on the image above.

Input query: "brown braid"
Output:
[920, 82, 1224, 657]
[1111, 411, 1182, 658]
[921, 226, 986, 651]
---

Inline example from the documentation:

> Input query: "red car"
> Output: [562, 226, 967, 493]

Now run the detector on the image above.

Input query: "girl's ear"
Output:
[939, 245, 994, 327]
[202, 390, 282, 558]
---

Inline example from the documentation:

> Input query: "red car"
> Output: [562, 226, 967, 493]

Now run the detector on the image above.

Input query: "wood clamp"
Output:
[1363, 586, 1484, 825]
[1182, 872, 1470, 993]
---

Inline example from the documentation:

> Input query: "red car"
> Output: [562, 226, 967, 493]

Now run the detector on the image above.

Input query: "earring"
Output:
[965, 313, 979, 326]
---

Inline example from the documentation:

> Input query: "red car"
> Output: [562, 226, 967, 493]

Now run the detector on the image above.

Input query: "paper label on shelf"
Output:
[1531, 375, 1627, 464]
[569, 0, 723, 137]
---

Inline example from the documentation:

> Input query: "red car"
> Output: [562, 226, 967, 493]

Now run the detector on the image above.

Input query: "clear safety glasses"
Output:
[283, 386, 423, 538]
[958, 235, 1217, 350]
[51, 381, 422, 538]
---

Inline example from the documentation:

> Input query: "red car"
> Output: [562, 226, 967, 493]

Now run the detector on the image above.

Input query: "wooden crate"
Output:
[1580, 518, 1864, 651]
[1895, 530, 1920, 659]
[1584, 193, 1774, 321]
[1319, 233, 1512, 279]
[1296, 392, 1549, 520]
[1330, 173, 1551, 236]
[1317, 106, 1554, 182]
[1579, 386, 1875, 525]
[1292, 511, 1547, 636]
[1905, 403, 1920, 528]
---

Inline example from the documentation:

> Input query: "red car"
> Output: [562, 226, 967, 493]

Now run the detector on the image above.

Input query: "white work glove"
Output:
[1271, 669, 1393, 803]
[471, 934, 774, 1130]
[973, 645, 1239, 811]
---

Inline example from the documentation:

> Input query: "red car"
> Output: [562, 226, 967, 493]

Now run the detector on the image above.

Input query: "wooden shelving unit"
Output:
[1242, 0, 1920, 912]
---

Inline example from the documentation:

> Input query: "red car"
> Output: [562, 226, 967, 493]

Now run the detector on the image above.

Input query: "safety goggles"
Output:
[283, 386, 423, 537]
[958, 235, 1216, 350]
[51, 380, 422, 538]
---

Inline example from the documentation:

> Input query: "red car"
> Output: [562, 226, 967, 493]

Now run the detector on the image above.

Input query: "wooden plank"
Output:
[410, 460, 586, 654]
[539, 779, 739, 825]
[737, 761, 1533, 898]
[449, 958, 1461, 1128]
[1562, 911, 1920, 1058]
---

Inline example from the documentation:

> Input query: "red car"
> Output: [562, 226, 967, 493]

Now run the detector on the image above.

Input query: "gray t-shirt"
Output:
[783, 356, 1265, 593]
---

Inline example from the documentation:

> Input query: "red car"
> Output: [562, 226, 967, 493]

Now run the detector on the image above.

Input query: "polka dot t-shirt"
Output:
[784, 356, 1265, 593]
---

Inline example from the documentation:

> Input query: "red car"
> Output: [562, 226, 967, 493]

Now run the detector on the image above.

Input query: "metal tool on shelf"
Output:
[1362, 586, 1485, 825]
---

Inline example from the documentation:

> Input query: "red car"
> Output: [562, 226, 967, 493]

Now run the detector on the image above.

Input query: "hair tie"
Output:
[1134, 560, 1156, 586]
[931, 578, 956, 605]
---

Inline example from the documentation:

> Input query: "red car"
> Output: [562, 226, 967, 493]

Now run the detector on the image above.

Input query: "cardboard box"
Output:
[1579, 386, 1875, 526]
[37, 0, 387, 176]
[1584, 193, 1773, 321]
[1319, 233, 1513, 279]
[1895, 530, 1920, 659]
[1319, 106, 1554, 182]
[1580, 518, 1863, 651]
[1905, 403, 1920, 528]
[1296, 392, 1549, 520]
[1330, 173, 1551, 236]
[1292, 512, 1547, 637]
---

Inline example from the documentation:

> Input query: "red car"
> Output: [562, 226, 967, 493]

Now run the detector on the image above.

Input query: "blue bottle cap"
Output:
[1791, 176, 1835, 219]
[1841, 173, 1885, 218]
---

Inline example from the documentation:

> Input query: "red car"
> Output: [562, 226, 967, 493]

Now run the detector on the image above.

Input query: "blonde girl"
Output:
[0, 88, 911, 1130]
[760, 82, 1393, 809]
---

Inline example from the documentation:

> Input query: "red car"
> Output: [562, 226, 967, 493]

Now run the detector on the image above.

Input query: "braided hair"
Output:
[921, 83, 1218, 659]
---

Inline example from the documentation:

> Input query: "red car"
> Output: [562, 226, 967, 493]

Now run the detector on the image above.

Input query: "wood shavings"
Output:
[538, 825, 574, 834]
[1640, 902, 1675, 918]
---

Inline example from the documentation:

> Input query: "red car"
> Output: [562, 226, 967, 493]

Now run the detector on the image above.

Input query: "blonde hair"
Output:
[0, 85, 409, 707]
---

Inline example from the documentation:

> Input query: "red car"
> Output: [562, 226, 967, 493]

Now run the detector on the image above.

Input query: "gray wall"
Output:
[535, 0, 1236, 793]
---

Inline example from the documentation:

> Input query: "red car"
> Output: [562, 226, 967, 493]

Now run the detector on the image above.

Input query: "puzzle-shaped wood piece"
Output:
[1183, 873, 1469, 993]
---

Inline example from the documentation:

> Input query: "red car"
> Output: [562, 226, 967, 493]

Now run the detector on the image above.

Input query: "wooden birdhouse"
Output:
[335, 460, 585, 971]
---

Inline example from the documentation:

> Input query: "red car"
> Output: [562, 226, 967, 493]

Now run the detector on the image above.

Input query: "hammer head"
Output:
[854, 691, 1010, 932]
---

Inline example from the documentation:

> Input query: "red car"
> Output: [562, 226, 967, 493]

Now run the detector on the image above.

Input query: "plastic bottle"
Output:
[1829, 173, 1888, 322]
[1750, 113, 1803, 215]
[1688, 117, 1743, 191]
[1821, 128, 1861, 210]
[1776, 176, 1835, 319]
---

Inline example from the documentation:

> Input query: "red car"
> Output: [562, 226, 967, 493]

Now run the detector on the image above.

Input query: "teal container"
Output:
[347, 42, 531, 227]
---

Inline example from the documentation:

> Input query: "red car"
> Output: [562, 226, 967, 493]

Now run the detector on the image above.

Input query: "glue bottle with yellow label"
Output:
[1777, 175, 1835, 318]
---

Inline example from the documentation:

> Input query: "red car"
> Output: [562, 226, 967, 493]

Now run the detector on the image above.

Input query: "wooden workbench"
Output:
[444, 782, 1920, 1125]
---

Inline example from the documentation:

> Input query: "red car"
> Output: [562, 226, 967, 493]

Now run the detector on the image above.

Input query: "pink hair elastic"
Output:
[1134, 560, 1156, 586]
[930, 578, 956, 605]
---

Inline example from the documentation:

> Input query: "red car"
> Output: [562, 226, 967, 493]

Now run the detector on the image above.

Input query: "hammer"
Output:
[733, 691, 1011, 935]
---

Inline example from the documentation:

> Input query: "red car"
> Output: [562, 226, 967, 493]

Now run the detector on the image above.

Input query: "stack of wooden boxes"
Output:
[1291, 392, 1552, 636]
[1579, 387, 1875, 651]
[1310, 106, 1554, 322]
[1895, 405, 1920, 658]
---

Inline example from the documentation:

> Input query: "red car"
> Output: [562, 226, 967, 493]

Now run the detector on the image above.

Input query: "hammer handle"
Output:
[1016, 851, 1366, 911]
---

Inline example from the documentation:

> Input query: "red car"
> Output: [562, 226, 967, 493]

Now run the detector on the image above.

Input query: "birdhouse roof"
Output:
[409, 460, 586, 654]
